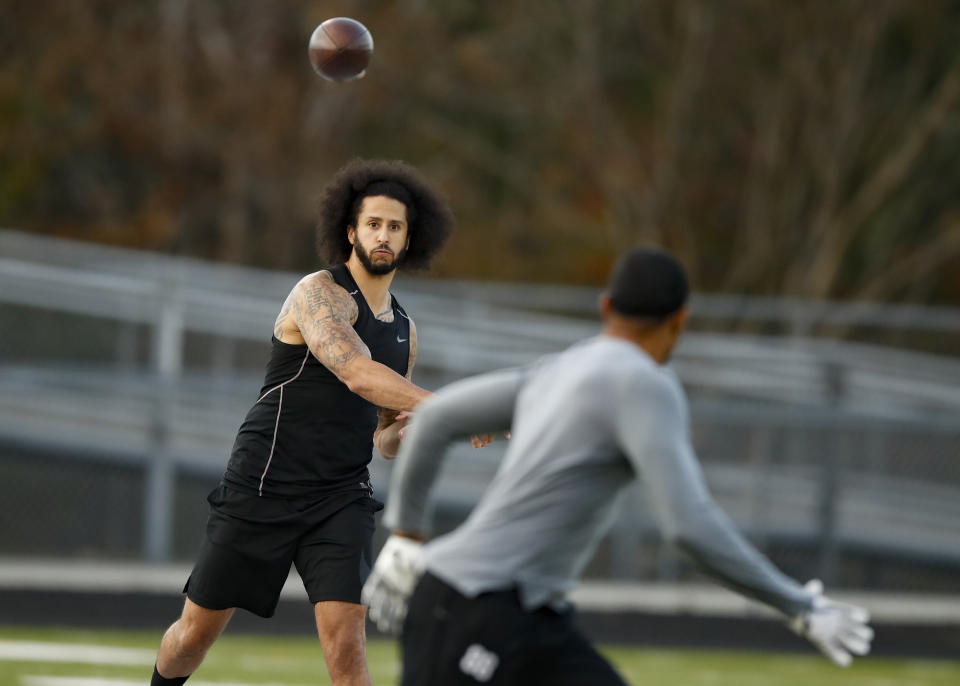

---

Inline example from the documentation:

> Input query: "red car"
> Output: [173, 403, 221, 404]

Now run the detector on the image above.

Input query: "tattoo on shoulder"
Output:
[295, 275, 367, 374]
[301, 278, 358, 323]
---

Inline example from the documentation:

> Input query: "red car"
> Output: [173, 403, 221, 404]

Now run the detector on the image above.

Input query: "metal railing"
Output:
[1, 229, 958, 590]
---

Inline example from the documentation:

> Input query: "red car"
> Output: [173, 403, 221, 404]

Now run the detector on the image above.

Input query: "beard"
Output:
[354, 241, 406, 276]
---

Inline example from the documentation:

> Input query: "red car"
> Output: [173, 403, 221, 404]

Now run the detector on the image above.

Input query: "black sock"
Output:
[151, 664, 189, 685]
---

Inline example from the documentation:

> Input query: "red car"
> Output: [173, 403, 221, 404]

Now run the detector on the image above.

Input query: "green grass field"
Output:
[1, 625, 957, 686]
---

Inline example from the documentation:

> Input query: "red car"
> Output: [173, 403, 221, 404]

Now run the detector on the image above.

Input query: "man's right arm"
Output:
[615, 371, 813, 617]
[362, 367, 522, 634]
[616, 371, 872, 666]
[289, 272, 429, 411]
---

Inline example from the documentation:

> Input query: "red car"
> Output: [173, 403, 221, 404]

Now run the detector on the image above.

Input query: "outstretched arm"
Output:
[615, 372, 812, 617]
[290, 272, 429, 411]
[363, 367, 522, 634]
[617, 372, 871, 666]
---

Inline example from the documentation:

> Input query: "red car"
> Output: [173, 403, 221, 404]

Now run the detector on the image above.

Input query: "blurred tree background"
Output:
[2, 0, 959, 303]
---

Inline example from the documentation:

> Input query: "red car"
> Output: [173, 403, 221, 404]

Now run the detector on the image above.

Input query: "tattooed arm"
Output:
[283, 271, 430, 411]
[374, 319, 418, 459]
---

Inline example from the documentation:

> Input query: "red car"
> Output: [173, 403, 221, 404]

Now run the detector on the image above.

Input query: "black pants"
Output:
[401, 572, 629, 686]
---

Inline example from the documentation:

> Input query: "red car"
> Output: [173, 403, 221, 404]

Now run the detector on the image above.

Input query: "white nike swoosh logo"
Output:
[397, 336, 408, 343]
[348, 290, 359, 295]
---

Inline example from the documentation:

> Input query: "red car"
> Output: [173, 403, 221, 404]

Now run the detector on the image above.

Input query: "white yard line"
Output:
[22, 678, 303, 686]
[0, 641, 155, 666]
[5, 641, 315, 686]
[4, 641, 307, 686]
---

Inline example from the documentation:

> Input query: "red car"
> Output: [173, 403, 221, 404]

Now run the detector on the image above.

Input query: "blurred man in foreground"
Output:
[362, 247, 873, 685]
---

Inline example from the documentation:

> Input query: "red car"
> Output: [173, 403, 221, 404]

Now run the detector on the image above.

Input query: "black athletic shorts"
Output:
[184, 483, 381, 618]
[401, 572, 629, 686]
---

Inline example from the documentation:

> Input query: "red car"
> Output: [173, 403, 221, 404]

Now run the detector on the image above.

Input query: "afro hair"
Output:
[316, 158, 455, 270]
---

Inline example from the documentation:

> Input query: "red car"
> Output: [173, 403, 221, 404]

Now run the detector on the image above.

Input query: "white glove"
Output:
[788, 579, 874, 667]
[361, 534, 426, 635]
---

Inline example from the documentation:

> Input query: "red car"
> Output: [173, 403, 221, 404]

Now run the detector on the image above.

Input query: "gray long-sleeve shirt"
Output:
[384, 335, 812, 616]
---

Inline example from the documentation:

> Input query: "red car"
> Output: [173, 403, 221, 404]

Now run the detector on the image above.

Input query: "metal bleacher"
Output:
[1, 229, 959, 591]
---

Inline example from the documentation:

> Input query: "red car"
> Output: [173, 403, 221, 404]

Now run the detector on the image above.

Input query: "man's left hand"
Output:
[788, 579, 873, 666]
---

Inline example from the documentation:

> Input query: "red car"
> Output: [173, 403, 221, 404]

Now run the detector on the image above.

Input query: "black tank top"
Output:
[223, 264, 410, 497]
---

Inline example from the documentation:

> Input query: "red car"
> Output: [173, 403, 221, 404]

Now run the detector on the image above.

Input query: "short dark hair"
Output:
[316, 158, 455, 270]
[608, 246, 689, 319]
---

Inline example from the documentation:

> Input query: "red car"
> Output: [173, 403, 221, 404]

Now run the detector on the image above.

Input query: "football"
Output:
[308, 17, 374, 82]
